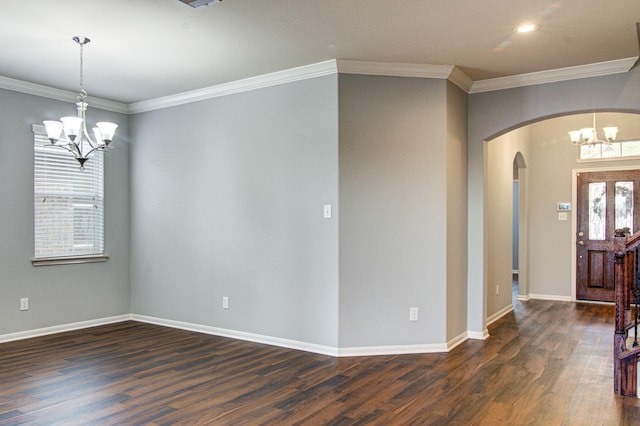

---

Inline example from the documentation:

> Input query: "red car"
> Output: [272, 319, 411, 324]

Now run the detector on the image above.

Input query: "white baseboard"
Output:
[468, 329, 490, 340]
[529, 293, 573, 302]
[487, 304, 515, 326]
[446, 331, 469, 351]
[0, 313, 470, 357]
[337, 343, 448, 357]
[132, 314, 340, 357]
[0, 314, 132, 344]
[517, 294, 530, 301]
[132, 314, 454, 357]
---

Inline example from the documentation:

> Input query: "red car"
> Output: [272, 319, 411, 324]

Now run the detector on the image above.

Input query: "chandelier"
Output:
[43, 36, 118, 170]
[568, 113, 618, 146]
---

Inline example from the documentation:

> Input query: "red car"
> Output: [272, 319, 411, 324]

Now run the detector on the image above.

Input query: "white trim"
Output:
[468, 329, 490, 340]
[336, 60, 474, 92]
[529, 293, 573, 302]
[131, 314, 452, 357]
[337, 343, 447, 357]
[336, 59, 454, 78]
[517, 294, 531, 301]
[469, 57, 638, 94]
[446, 331, 469, 351]
[0, 315, 131, 343]
[0, 75, 129, 114]
[487, 304, 514, 326]
[130, 59, 475, 113]
[128, 60, 339, 113]
[0, 313, 463, 356]
[448, 66, 475, 93]
[131, 314, 339, 357]
[4, 57, 636, 112]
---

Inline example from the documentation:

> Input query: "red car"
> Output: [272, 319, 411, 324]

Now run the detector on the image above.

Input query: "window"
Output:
[580, 140, 640, 160]
[32, 125, 106, 265]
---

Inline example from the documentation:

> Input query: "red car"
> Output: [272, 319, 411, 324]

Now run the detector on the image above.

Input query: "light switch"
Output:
[323, 204, 332, 219]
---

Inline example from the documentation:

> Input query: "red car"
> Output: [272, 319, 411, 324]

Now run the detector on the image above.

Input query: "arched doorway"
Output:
[513, 152, 527, 302]
[484, 112, 640, 327]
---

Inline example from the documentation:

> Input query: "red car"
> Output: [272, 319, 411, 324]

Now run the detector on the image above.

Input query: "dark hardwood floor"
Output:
[1, 297, 640, 425]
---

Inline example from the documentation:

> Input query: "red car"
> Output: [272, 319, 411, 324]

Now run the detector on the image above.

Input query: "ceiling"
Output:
[0, 0, 638, 104]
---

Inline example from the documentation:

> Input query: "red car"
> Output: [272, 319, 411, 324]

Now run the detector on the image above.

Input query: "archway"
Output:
[467, 66, 640, 339]
[483, 111, 640, 329]
[513, 152, 527, 301]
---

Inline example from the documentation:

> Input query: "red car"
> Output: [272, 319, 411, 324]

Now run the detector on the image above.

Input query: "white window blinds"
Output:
[33, 126, 105, 259]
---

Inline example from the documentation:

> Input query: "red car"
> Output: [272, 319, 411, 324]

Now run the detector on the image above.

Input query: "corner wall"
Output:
[129, 75, 340, 348]
[338, 74, 449, 348]
[0, 89, 130, 336]
[445, 81, 468, 342]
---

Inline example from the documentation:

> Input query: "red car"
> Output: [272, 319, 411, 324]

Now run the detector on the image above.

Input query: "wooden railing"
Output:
[613, 228, 640, 397]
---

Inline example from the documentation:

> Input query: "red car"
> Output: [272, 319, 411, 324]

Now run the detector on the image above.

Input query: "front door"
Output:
[576, 170, 640, 301]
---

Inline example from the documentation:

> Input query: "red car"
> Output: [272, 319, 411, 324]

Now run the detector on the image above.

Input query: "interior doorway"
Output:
[513, 152, 527, 302]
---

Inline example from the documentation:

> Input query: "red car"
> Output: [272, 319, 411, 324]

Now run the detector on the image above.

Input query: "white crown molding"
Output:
[0, 75, 129, 114]
[336, 59, 473, 92]
[0, 314, 131, 344]
[130, 59, 475, 113]
[336, 59, 454, 78]
[128, 60, 339, 114]
[4, 56, 636, 114]
[470, 57, 638, 94]
[448, 66, 475, 92]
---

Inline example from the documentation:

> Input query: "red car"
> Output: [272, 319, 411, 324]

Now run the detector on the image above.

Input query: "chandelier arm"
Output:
[49, 141, 82, 159]
[80, 145, 105, 159]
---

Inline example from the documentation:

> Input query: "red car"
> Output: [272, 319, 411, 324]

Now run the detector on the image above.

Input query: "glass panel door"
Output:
[615, 181, 633, 231]
[589, 182, 606, 240]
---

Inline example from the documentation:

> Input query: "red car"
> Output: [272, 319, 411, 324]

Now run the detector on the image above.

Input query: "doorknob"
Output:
[578, 241, 584, 245]
[578, 231, 584, 237]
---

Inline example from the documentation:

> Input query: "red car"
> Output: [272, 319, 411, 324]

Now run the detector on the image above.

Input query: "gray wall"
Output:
[0, 89, 130, 335]
[468, 67, 640, 334]
[445, 82, 468, 342]
[129, 76, 340, 347]
[486, 127, 530, 317]
[338, 74, 449, 346]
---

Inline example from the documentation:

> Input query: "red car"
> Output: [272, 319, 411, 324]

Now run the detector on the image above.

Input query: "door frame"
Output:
[571, 164, 640, 301]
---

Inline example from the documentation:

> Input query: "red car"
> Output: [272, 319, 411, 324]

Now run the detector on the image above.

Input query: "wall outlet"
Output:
[20, 298, 29, 311]
[222, 296, 229, 310]
[323, 204, 332, 219]
[409, 307, 419, 321]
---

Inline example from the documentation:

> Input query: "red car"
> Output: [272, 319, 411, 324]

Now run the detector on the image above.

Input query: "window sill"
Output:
[32, 254, 109, 267]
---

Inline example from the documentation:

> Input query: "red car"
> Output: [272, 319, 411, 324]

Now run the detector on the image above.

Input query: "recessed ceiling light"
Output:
[515, 24, 539, 33]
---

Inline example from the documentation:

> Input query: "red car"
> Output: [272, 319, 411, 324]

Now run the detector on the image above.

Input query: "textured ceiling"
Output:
[0, 0, 637, 104]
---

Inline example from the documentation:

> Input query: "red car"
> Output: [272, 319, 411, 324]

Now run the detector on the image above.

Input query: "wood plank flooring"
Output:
[1, 298, 640, 425]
